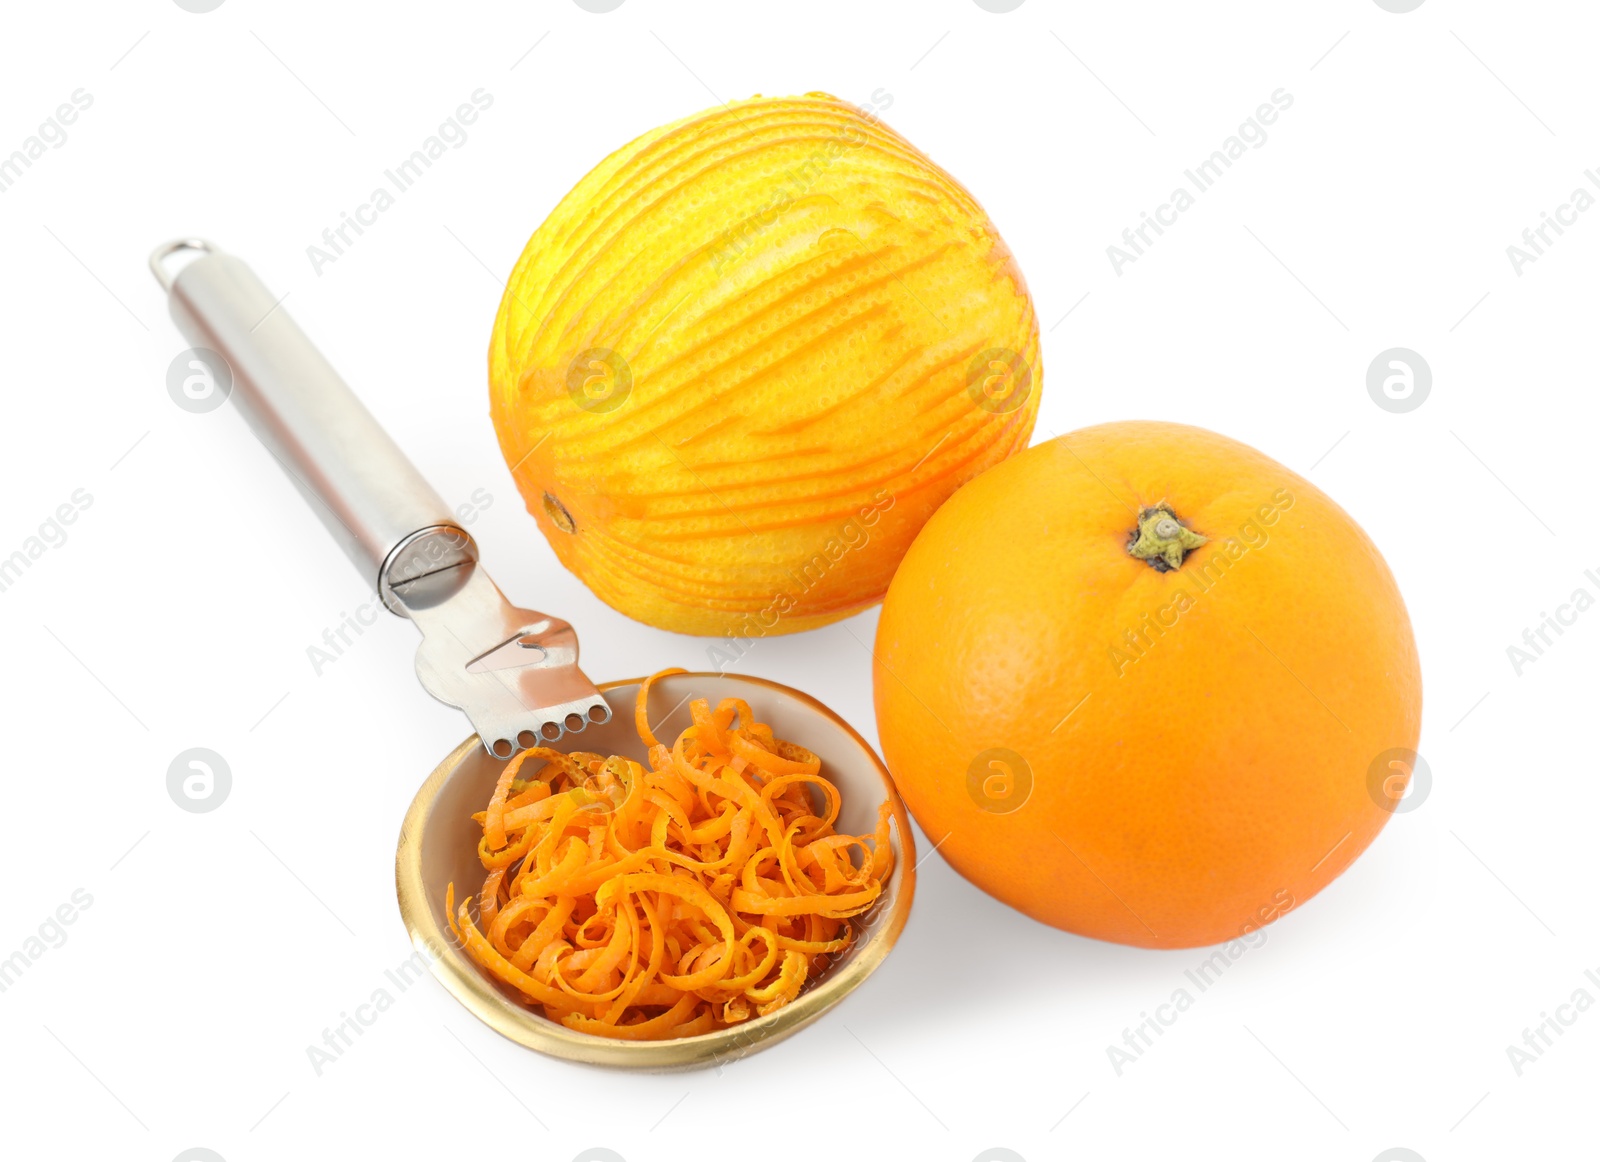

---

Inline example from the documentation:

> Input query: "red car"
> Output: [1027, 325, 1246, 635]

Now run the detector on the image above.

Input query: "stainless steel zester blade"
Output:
[150, 239, 609, 756]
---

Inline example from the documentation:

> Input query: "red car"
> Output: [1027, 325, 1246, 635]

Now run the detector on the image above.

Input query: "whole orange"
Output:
[489, 93, 1039, 638]
[873, 421, 1422, 949]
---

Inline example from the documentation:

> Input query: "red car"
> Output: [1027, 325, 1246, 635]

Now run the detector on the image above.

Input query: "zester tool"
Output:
[150, 239, 609, 756]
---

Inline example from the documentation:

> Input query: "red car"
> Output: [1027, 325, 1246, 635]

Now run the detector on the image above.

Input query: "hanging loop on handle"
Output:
[148, 238, 217, 294]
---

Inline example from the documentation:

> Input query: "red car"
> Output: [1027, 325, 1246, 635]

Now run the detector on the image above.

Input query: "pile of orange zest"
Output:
[446, 669, 896, 1040]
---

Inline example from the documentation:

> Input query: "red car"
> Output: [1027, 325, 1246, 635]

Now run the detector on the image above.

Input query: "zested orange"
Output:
[489, 93, 1039, 637]
[873, 421, 1423, 949]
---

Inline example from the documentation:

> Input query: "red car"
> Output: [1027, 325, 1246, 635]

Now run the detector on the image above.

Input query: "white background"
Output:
[0, 1, 1595, 1160]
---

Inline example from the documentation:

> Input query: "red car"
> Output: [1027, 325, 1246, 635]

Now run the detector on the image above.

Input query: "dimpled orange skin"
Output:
[489, 93, 1038, 638]
[873, 421, 1422, 949]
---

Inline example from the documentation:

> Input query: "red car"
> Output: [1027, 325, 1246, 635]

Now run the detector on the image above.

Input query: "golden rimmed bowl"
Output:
[395, 671, 916, 1070]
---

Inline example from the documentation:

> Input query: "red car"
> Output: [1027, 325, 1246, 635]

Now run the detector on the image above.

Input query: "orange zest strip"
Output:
[634, 667, 688, 749]
[445, 670, 893, 1040]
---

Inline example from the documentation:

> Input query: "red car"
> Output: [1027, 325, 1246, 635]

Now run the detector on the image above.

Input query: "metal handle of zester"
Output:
[152, 241, 470, 610]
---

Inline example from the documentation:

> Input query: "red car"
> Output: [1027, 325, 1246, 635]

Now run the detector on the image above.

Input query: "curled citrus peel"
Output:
[447, 671, 895, 1040]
